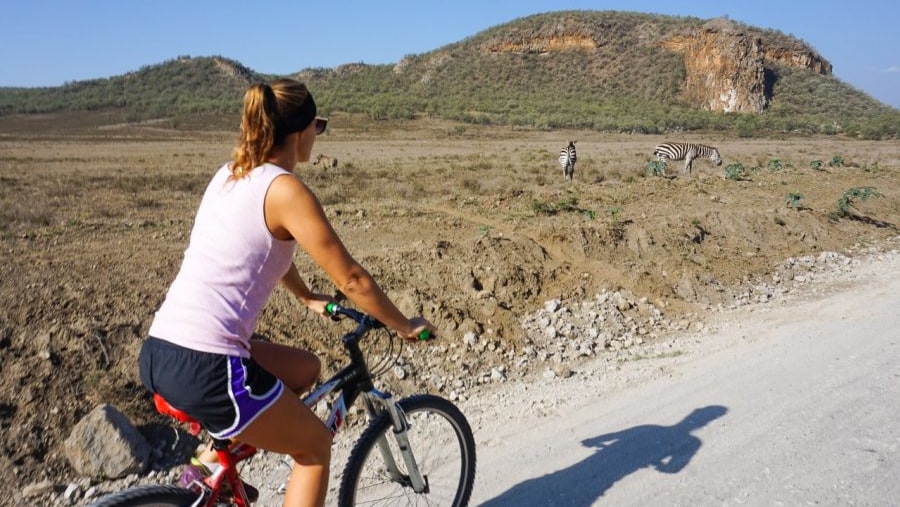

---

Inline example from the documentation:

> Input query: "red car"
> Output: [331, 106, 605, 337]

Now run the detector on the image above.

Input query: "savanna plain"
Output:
[1, 114, 899, 502]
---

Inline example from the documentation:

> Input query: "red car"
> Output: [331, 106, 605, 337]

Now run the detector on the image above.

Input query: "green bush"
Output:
[785, 191, 805, 209]
[834, 187, 882, 218]
[646, 159, 667, 177]
[724, 162, 747, 181]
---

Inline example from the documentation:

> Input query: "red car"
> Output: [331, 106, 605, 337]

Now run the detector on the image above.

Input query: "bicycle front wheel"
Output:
[338, 394, 476, 506]
[86, 485, 200, 507]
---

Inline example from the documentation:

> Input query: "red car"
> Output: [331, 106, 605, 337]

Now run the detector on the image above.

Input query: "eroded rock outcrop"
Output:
[661, 19, 831, 113]
[661, 22, 766, 113]
[765, 46, 831, 74]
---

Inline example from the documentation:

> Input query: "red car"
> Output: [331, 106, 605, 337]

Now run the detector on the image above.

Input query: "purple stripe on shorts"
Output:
[210, 356, 284, 439]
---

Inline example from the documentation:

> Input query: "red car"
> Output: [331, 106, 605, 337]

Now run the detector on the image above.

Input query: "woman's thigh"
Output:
[250, 340, 321, 394]
[235, 389, 332, 463]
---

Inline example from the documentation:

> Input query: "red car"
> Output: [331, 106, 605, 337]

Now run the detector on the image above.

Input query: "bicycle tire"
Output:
[338, 394, 476, 506]
[86, 484, 201, 507]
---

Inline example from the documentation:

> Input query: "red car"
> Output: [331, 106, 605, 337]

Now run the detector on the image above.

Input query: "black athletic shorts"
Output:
[138, 337, 284, 439]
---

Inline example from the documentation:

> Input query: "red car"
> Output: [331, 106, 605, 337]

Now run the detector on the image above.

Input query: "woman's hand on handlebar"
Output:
[303, 293, 336, 319]
[400, 316, 436, 342]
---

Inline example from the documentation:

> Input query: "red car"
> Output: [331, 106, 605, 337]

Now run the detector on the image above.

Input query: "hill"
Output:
[1, 10, 898, 137]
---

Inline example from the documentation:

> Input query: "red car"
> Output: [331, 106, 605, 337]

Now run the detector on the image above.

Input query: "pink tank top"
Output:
[148, 163, 296, 357]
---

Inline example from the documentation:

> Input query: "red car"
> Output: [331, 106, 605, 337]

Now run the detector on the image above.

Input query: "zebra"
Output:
[313, 153, 338, 168]
[653, 142, 722, 175]
[558, 140, 577, 181]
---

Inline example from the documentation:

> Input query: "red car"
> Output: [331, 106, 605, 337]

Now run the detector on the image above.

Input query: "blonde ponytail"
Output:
[229, 80, 315, 179]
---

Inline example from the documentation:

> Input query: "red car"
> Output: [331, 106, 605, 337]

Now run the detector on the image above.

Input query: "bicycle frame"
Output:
[199, 304, 427, 504]
[301, 305, 428, 493]
[203, 442, 257, 507]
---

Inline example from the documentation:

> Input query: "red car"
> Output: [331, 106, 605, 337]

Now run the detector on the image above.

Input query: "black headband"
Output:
[275, 92, 317, 144]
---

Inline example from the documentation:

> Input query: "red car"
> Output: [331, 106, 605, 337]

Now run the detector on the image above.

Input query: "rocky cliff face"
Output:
[765, 46, 832, 74]
[661, 23, 767, 113]
[660, 19, 831, 113]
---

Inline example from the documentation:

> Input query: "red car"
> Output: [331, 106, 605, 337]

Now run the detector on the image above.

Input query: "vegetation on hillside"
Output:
[0, 56, 266, 122]
[1, 11, 898, 138]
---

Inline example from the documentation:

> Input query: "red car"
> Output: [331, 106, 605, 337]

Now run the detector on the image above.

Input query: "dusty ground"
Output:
[1, 115, 899, 502]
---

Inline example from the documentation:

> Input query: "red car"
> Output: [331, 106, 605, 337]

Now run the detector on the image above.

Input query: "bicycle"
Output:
[88, 302, 477, 506]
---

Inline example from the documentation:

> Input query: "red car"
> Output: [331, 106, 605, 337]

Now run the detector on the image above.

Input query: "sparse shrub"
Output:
[687, 219, 708, 243]
[785, 191, 805, 209]
[724, 162, 747, 180]
[645, 159, 666, 177]
[607, 206, 623, 223]
[767, 159, 783, 171]
[735, 115, 756, 138]
[833, 186, 882, 218]
[606, 206, 626, 241]
[828, 155, 845, 167]
[531, 196, 595, 218]
[461, 178, 481, 192]
[531, 200, 556, 215]
[809, 160, 824, 170]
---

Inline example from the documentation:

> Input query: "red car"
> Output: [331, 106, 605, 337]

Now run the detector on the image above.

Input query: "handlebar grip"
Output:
[325, 302, 342, 322]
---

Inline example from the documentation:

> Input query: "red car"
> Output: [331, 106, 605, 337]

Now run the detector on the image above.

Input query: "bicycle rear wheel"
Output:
[338, 394, 476, 506]
[86, 484, 201, 507]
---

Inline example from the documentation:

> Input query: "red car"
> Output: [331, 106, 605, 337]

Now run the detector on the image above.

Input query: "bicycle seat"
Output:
[153, 394, 203, 436]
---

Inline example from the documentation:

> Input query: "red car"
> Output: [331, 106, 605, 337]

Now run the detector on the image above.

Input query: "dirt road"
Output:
[466, 250, 900, 506]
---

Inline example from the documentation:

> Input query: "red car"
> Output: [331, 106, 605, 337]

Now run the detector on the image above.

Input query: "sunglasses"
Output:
[315, 117, 328, 135]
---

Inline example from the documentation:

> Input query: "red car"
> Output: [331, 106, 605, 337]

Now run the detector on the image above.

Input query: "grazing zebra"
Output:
[313, 153, 338, 168]
[653, 142, 722, 175]
[558, 140, 577, 181]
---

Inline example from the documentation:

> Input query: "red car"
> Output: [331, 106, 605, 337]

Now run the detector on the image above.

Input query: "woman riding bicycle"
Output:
[138, 78, 435, 507]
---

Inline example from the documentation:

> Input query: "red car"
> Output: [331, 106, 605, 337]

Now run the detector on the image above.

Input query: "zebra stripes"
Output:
[653, 142, 722, 175]
[559, 140, 577, 181]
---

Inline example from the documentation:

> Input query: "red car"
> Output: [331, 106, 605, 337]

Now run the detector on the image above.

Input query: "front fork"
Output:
[362, 390, 428, 494]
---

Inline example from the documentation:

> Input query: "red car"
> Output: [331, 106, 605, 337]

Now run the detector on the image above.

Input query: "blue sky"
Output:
[2, 1, 898, 108]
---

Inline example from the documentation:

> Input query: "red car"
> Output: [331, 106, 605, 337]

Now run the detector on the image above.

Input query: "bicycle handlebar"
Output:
[325, 302, 432, 341]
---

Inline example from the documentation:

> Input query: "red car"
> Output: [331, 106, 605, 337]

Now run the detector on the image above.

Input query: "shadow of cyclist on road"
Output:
[481, 405, 728, 506]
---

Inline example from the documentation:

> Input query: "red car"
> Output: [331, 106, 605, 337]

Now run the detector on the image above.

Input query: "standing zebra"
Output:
[559, 140, 577, 181]
[653, 142, 722, 175]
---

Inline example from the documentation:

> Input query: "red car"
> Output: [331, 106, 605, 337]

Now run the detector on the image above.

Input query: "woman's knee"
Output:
[293, 428, 333, 466]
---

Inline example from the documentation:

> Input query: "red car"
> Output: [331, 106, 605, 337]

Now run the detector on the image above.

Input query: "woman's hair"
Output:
[230, 79, 316, 177]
